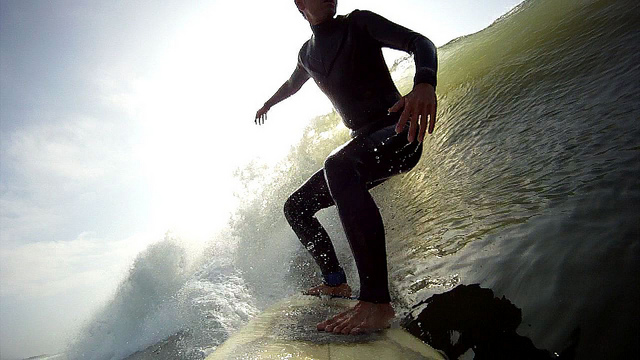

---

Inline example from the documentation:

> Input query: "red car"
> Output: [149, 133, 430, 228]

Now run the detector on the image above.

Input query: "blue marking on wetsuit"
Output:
[324, 271, 347, 286]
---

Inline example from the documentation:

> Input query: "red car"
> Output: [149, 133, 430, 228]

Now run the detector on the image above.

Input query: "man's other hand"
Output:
[388, 83, 437, 143]
[255, 105, 270, 125]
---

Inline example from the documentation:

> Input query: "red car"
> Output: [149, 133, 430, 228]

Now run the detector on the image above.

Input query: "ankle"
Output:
[357, 300, 394, 310]
[323, 271, 347, 286]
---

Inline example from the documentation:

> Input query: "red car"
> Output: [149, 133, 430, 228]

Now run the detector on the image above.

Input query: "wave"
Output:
[65, 234, 258, 359]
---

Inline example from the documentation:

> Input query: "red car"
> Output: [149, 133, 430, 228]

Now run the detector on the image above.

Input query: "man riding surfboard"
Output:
[255, 0, 438, 335]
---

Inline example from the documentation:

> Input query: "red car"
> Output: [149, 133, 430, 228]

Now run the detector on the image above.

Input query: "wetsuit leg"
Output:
[284, 124, 422, 299]
[284, 170, 348, 285]
[323, 124, 422, 303]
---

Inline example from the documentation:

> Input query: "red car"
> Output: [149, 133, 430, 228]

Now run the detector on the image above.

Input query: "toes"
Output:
[330, 316, 353, 333]
[340, 324, 354, 334]
[331, 321, 348, 333]
[319, 309, 352, 331]
[317, 320, 328, 331]
[327, 317, 347, 332]
[333, 314, 364, 334]
[339, 316, 368, 334]
[305, 285, 326, 295]
[325, 322, 338, 332]
[320, 304, 390, 335]
[319, 318, 337, 331]
[349, 321, 367, 335]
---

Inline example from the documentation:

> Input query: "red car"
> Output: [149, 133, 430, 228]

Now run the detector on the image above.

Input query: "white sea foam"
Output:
[64, 234, 258, 360]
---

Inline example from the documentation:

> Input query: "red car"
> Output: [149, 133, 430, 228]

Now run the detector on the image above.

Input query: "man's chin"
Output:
[326, 8, 337, 18]
[322, 2, 337, 14]
[318, 9, 336, 21]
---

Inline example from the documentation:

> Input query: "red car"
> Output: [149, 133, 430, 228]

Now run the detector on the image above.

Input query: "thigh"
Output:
[329, 125, 423, 186]
[289, 168, 335, 212]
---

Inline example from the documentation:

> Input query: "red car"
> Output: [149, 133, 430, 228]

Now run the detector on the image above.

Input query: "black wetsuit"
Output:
[282, 10, 438, 303]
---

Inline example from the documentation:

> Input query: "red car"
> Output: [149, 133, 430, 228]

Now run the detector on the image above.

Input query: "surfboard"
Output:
[206, 294, 445, 360]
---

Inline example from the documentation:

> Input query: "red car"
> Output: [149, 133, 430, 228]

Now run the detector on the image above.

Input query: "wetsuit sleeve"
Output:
[289, 60, 311, 91]
[351, 10, 438, 89]
[264, 60, 310, 109]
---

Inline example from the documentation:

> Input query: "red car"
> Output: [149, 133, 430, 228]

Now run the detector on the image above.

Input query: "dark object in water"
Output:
[402, 284, 578, 359]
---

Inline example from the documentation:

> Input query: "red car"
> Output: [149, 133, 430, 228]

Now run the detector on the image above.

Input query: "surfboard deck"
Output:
[206, 294, 445, 360]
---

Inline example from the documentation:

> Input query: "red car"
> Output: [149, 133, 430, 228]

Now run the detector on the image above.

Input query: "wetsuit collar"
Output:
[310, 16, 340, 36]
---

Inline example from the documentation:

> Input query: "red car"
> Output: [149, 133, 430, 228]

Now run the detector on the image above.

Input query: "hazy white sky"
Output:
[0, 0, 522, 358]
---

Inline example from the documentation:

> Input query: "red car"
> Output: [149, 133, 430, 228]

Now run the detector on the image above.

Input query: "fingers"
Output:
[390, 98, 408, 134]
[388, 97, 404, 114]
[412, 98, 438, 142]
[428, 101, 437, 134]
[399, 83, 437, 141]
[395, 99, 412, 134]
[254, 108, 268, 125]
[405, 97, 421, 143]
[394, 94, 429, 142]
[408, 110, 418, 143]
[418, 112, 427, 143]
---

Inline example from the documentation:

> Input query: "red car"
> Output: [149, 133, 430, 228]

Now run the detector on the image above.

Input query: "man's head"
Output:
[294, 0, 337, 25]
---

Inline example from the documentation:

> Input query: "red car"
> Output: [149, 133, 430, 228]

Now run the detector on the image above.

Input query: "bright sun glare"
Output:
[132, 2, 324, 241]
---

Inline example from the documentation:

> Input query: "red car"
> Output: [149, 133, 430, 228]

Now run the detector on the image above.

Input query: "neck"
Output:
[307, 11, 335, 26]
[310, 16, 338, 35]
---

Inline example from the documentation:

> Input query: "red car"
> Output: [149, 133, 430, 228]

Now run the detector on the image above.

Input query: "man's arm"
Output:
[352, 10, 437, 89]
[353, 10, 438, 142]
[255, 63, 310, 125]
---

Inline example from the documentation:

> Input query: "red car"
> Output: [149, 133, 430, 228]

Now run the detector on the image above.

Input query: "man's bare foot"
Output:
[317, 301, 395, 335]
[304, 283, 352, 298]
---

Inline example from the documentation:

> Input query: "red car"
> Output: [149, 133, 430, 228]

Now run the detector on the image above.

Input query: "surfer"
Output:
[255, 0, 437, 335]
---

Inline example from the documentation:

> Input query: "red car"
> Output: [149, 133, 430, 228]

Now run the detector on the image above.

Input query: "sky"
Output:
[0, 0, 522, 358]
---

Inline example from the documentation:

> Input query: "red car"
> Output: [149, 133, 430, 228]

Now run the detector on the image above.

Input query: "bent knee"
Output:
[324, 152, 356, 178]
[324, 153, 361, 191]
[283, 195, 299, 223]
[284, 192, 315, 221]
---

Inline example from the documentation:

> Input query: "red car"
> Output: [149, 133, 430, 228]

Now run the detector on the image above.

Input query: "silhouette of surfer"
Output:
[255, 0, 437, 334]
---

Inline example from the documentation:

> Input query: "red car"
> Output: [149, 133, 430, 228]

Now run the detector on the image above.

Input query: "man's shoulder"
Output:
[298, 39, 311, 55]
[296, 39, 311, 65]
[342, 9, 388, 31]
[344, 9, 379, 22]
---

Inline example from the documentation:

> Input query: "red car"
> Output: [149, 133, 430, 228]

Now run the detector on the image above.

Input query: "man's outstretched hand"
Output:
[388, 83, 437, 143]
[255, 105, 270, 125]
